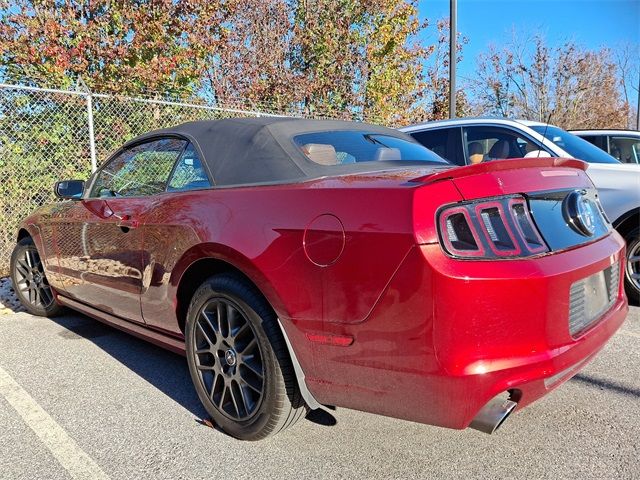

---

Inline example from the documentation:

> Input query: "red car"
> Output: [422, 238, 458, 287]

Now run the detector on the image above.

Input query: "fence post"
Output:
[86, 93, 97, 172]
[76, 77, 98, 172]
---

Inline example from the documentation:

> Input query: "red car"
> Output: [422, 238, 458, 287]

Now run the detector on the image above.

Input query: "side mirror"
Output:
[54, 180, 85, 200]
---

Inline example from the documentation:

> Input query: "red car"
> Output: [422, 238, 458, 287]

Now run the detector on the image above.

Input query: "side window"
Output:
[579, 135, 607, 151]
[610, 136, 640, 164]
[91, 138, 187, 197]
[167, 143, 212, 191]
[410, 128, 462, 165]
[462, 126, 551, 165]
[580, 135, 598, 146]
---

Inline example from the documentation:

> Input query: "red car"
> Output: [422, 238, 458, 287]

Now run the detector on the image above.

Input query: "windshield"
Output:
[293, 131, 449, 166]
[530, 125, 620, 164]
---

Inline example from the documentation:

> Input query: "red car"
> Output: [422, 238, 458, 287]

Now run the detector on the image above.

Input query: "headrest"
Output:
[468, 142, 483, 156]
[488, 140, 510, 159]
[302, 143, 338, 165]
[374, 147, 401, 162]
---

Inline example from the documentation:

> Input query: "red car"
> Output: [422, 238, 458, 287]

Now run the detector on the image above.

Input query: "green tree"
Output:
[291, 0, 445, 125]
[290, 0, 365, 117]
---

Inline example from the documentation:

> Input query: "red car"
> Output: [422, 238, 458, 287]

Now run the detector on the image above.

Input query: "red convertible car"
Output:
[11, 118, 628, 440]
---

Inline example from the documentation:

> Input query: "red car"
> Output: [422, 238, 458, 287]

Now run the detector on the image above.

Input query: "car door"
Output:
[462, 126, 553, 164]
[138, 142, 214, 333]
[54, 137, 187, 323]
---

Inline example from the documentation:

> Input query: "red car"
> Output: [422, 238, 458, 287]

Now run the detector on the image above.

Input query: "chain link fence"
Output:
[0, 82, 296, 275]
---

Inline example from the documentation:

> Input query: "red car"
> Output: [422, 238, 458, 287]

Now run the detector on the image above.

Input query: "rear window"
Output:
[293, 131, 448, 166]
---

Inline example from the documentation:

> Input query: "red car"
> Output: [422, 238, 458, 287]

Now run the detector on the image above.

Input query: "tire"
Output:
[624, 227, 640, 306]
[185, 273, 306, 440]
[10, 237, 65, 317]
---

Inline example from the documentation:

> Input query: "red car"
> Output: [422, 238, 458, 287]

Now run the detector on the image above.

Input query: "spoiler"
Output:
[409, 158, 588, 185]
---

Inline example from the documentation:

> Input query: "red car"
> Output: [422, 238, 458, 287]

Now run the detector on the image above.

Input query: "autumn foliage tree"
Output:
[0, 0, 232, 95]
[287, 0, 466, 125]
[471, 34, 630, 129]
[1, 0, 450, 125]
[209, 0, 434, 125]
[359, 0, 430, 125]
[204, 0, 299, 108]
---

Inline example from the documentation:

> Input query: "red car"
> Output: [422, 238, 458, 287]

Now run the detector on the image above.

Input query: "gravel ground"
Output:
[0, 282, 638, 479]
[0, 277, 25, 315]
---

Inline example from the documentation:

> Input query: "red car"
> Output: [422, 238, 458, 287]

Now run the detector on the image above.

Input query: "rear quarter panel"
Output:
[140, 177, 435, 335]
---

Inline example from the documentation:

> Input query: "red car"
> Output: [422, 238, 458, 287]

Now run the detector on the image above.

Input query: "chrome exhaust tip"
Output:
[469, 397, 518, 434]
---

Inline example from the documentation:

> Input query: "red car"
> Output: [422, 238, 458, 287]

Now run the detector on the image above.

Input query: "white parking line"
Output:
[0, 365, 109, 480]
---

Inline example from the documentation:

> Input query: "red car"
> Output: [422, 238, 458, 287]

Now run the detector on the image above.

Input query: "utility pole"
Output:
[449, 0, 457, 119]
[636, 68, 639, 130]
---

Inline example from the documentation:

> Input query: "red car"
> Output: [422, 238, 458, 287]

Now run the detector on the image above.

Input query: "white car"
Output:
[401, 118, 640, 304]
[570, 129, 640, 165]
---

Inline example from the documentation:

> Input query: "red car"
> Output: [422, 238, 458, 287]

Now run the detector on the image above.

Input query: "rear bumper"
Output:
[455, 295, 626, 428]
[424, 231, 628, 428]
[306, 232, 628, 430]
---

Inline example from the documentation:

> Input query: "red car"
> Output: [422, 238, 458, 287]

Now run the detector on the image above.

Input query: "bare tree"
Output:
[422, 18, 470, 121]
[471, 34, 630, 130]
[613, 42, 640, 129]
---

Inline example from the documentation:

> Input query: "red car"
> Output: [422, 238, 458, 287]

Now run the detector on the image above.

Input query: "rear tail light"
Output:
[509, 198, 547, 254]
[438, 196, 549, 259]
[474, 202, 521, 256]
[439, 207, 486, 257]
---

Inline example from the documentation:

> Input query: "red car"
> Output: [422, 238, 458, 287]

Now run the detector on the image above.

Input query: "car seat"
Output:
[468, 142, 484, 164]
[302, 144, 339, 165]
[487, 140, 510, 160]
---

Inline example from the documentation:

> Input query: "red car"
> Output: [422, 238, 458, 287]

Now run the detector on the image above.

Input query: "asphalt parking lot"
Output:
[0, 307, 638, 480]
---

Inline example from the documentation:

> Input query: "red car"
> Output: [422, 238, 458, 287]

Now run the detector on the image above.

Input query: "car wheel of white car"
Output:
[624, 227, 640, 305]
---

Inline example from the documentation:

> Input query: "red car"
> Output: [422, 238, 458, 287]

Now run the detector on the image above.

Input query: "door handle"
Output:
[118, 219, 139, 229]
[114, 214, 139, 229]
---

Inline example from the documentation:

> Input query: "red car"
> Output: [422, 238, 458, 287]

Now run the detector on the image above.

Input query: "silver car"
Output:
[401, 118, 640, 304]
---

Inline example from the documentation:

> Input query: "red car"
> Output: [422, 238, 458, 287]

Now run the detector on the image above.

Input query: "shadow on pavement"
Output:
[571, 373, 640, 399]
[305, 408, 337, 426]
[49, 313, 209, 419]
[47, 312, 338, 429]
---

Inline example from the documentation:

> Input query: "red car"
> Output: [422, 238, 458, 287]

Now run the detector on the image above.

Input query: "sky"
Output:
[418, 0, 640, 105]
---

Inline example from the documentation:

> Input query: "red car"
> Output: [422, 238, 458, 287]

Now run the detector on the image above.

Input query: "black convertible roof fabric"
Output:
[124, 117, 420, 186]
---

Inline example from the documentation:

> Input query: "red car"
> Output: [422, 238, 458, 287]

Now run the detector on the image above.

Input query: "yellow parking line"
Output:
[0, 365, 109, 480]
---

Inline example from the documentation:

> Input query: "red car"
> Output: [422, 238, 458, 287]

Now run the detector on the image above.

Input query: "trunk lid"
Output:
[412, 158, 611, 252]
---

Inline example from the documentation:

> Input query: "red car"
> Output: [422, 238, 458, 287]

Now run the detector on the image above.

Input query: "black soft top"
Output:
[125, 117, 429, 186]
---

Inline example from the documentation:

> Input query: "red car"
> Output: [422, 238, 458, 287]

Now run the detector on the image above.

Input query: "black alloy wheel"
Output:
[193, 297, 265, 420]
[10, 237, 64, 316]
[185, 273, 306, 440]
